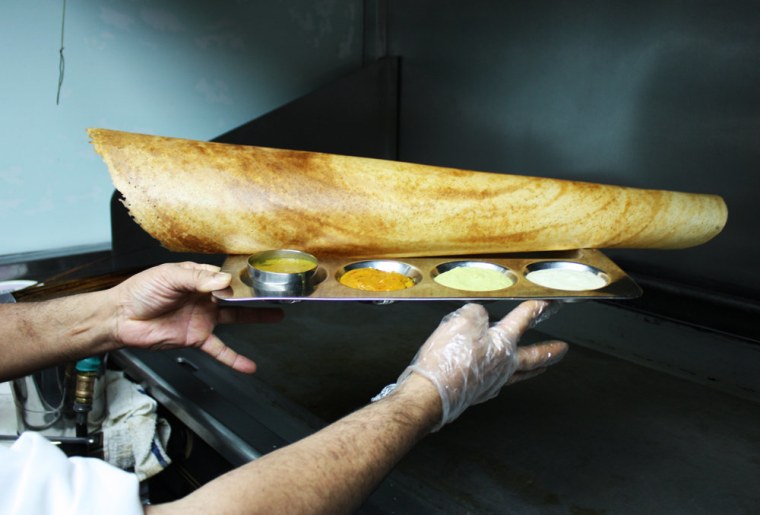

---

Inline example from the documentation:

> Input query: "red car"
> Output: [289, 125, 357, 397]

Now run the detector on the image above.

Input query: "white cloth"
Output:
[101, 371, 171, 481]
[0, 432, 143, 515]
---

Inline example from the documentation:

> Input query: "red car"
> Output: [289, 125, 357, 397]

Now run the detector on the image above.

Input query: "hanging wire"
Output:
[56, 0, 67, 105]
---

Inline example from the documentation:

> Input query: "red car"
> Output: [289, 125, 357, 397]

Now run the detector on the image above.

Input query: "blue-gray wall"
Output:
[390, 1, 760, 297]
[0, 0, 361, 257]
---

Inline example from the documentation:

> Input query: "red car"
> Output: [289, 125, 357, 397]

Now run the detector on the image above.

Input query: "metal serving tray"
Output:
[213, 249, 641, 304]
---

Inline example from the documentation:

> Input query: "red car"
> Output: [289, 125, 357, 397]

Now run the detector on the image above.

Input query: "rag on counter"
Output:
[102, 371, 171, 481]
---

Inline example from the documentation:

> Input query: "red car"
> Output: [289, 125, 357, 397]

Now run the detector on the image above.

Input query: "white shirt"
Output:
[0, 432, 143, 515]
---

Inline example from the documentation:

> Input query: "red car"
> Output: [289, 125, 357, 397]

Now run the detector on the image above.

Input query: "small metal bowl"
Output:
[336, 260, 422, 291]
[247, 249, 319, 296]
[524, 261, 609, 291]
[432, 261, 516, 292]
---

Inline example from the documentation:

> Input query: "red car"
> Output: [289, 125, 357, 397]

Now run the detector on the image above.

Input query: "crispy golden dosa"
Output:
[88, 128, 727, 257]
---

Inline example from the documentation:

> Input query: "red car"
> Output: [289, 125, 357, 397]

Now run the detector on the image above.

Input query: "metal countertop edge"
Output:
[110, 349, 262, 466]
[110, 349, 452, 514]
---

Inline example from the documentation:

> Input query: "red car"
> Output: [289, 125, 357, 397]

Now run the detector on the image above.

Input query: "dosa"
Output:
[88, 128, 727, 257]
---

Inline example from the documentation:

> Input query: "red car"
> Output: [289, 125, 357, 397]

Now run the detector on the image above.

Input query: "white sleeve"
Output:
[0, 432, 144, 515]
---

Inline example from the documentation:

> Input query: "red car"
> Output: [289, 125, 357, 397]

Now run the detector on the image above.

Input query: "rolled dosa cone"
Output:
[88, 128, 727, 257]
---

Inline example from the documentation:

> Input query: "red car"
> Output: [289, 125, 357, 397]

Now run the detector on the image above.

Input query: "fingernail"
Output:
[533, 301, 561, 327]
[206, 272, 231, 287]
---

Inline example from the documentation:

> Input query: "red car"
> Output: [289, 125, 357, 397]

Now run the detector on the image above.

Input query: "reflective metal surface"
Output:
[11, 366, 70, 432]
[248, 249, 320, 297]
[215, 248, 642, 303]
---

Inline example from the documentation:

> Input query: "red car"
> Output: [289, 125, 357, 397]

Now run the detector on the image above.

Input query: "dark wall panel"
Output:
[389, 1, 760, 298]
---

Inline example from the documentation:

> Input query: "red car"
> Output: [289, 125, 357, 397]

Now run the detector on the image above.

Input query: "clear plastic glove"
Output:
[385, 301, 567, 431]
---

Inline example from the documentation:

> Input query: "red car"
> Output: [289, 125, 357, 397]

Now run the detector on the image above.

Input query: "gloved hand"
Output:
[383, 301, 567, 431]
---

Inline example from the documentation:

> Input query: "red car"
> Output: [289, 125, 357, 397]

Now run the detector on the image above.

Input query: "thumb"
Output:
[171, 262, 232, 292]
[196, 271, 232, 292]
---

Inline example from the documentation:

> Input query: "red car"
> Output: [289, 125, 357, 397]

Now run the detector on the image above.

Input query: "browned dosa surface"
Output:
[88, 128, 728, 257]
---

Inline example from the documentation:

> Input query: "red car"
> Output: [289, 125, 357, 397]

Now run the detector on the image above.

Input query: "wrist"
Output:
[65, 289, 121, 356]
[391, 372, 443, 431]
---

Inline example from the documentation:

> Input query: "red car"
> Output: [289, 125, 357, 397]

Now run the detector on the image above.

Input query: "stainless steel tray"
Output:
[213, 249, 641, 304]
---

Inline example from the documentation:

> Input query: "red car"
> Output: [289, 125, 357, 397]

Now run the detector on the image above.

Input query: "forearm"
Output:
[147, 374, 442, 515]
[0, 291, 118, 381]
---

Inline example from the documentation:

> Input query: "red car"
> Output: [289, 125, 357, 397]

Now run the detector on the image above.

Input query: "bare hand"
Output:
[108, 262, 282, 373]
